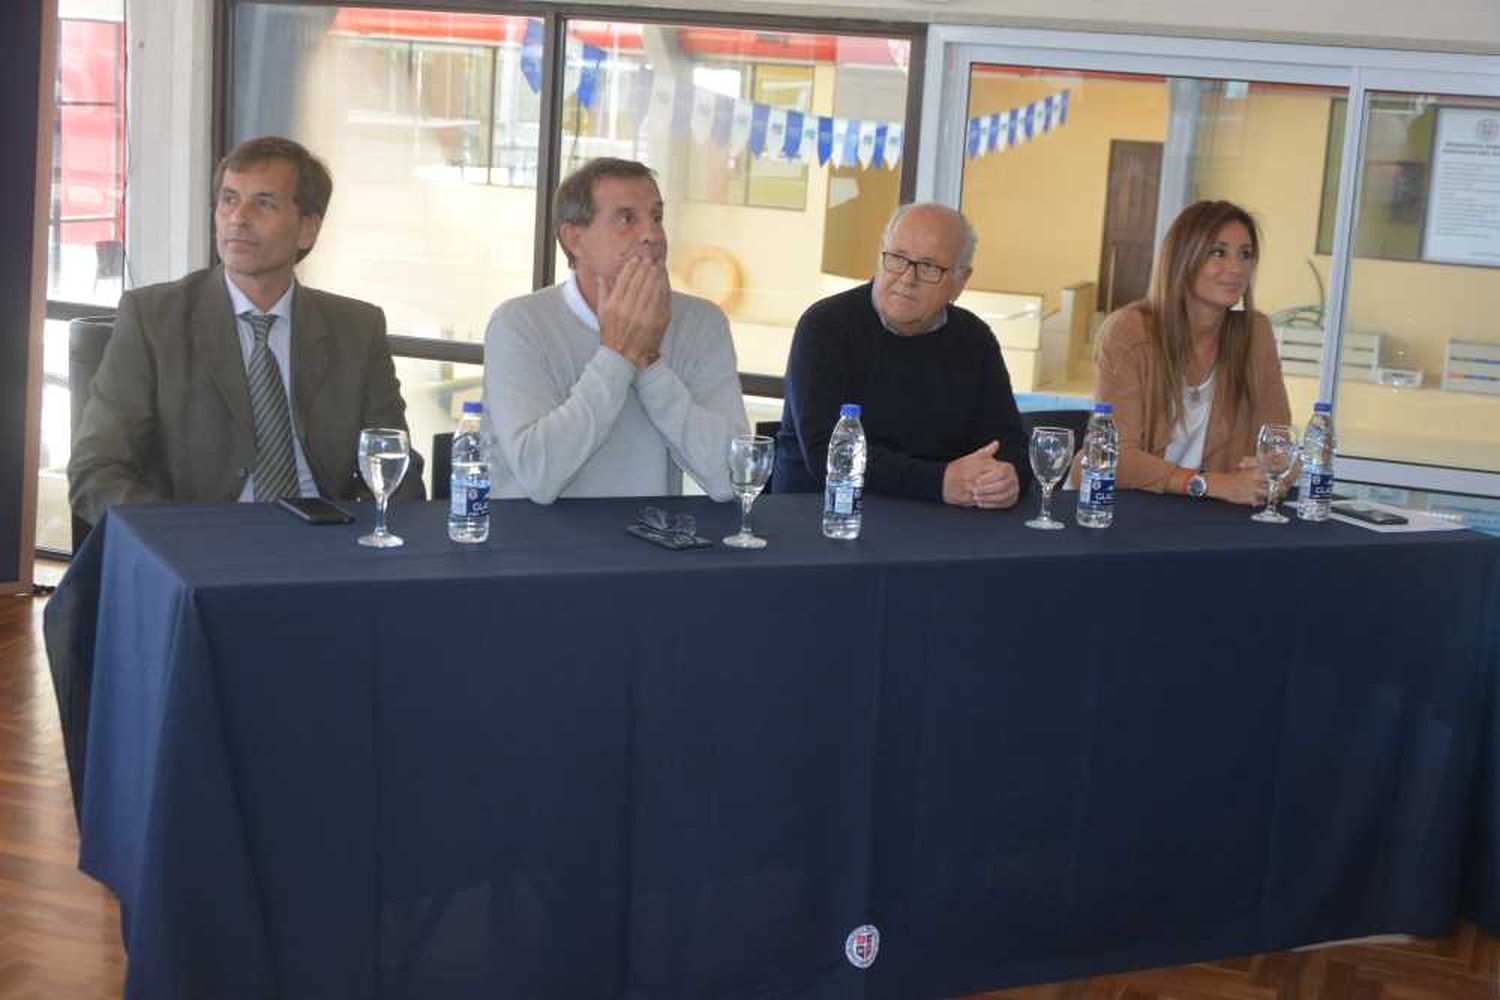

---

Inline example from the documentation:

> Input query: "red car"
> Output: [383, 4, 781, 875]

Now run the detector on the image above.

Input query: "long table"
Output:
[55, 493, 1500, 999]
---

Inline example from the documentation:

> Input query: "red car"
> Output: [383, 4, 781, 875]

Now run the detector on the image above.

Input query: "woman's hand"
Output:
[1207, 458, 1268, 506]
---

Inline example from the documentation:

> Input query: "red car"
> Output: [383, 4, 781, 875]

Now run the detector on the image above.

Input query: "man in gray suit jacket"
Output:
[69, 135, 423, 526]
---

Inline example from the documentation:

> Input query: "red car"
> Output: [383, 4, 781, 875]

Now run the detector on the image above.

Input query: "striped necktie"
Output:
[243, 312, 299, 500]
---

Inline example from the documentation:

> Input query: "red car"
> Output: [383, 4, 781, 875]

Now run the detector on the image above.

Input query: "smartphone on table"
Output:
[276, 496, 356, 525]
[1330, 501, 1409, 526]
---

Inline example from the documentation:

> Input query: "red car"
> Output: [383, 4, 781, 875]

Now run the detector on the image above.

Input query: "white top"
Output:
[1163, 370, 1215, 471]
[482, 274, 749, 503]
[224, 276, 318, 500]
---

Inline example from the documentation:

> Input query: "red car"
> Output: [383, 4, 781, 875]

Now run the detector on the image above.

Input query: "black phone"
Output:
[1331, 501, 1408, 526]
[276, 496, 356, 525]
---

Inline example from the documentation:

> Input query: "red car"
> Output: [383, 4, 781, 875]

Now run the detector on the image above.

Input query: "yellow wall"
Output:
[1337, 257, 1500, 379]
[822, 161, 902, 279]
[960, 74, 1167, 308]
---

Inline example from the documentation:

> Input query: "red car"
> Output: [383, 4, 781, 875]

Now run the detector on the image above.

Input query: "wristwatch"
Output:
[1187, 473, 1208, 499]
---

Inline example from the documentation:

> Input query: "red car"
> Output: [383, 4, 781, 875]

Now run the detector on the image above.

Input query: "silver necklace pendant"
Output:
[1188, 366, 1214, 405]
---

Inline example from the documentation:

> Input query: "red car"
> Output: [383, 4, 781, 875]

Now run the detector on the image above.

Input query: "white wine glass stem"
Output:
[374, 493, 390, 537]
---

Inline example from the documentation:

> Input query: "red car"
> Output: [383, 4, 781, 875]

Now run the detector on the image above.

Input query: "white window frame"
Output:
[917, 26, 1500, 498]
[125, 0, 213, 288]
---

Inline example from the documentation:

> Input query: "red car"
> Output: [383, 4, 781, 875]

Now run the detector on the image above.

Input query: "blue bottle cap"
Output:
[840, 403, 862, 419]
[1093, 402, 1114, 414]
[462, 401, 483, 414]
[1313, 401, 1332, 413]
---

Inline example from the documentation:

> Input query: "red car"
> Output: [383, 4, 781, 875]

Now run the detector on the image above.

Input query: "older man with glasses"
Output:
[772, 202, 1030, 508]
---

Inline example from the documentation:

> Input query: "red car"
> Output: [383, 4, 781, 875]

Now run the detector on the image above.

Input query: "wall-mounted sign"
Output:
[1422, 106, 1500, 267]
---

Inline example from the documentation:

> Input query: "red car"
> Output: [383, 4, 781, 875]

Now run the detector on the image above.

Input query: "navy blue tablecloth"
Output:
[55, 493, 1500, 999]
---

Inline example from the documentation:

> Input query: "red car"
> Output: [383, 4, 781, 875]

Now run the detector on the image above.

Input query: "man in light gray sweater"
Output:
[483, 158, 748, 503]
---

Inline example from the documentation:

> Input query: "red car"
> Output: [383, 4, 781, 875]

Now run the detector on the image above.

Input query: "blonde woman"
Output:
[1089, 200, 1292, 504]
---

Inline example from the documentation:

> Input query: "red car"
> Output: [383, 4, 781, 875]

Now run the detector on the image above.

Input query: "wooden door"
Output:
[1097, 140, 1163, 313]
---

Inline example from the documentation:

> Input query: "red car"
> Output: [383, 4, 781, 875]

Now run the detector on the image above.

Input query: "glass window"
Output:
[1338, 92, 1500, 475]
[746, 64, 815, 210]
[231, 5, 543, 343]
[958, 66, 1345, 423]
[1316, 97, 1435, 260]
[49, 8, 126, 307]
[41, 0, 126, 556]
[492, 27, 541, 188]
[558, 24, 913, 376]
[683, 64, 750, 205]
[685, 63, 816, 209]
[413, 42, 494, 174]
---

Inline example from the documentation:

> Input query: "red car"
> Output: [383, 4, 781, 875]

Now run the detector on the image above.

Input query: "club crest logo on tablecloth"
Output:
[845, 924, 880, 969]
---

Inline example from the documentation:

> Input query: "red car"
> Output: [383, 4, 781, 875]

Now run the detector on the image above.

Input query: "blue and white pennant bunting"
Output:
[533, 65, 963, 171]
[965, 89, 1071, 160]
[528, 65, 912, 170]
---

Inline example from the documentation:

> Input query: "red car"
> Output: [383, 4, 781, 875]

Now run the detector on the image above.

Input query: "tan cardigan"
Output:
[1088, 306, 1292, 495]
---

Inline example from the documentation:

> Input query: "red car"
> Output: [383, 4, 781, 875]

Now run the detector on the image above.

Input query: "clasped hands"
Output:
[598, 253, 671, 370]
[943, 441, 1020, 509]
[1215, 457, 1272, 506]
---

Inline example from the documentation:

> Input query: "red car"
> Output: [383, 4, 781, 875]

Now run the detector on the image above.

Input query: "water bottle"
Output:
[1296, 401, 1336, 522]
[1076, 402, 1119, 529]
[822, 404, 867, 540]
[447, 401, 490, 543]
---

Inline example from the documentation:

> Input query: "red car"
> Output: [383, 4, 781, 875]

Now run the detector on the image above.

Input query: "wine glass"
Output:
[722, 434, 775, 549]
[1025, 426, 1075, 529]
[1251, 422, 1299, 524]
[357, 427, 410, 548]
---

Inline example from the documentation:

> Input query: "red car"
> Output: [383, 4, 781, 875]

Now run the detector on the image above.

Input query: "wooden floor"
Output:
[1, 568, 125, 999]
[1, 564, 1497, 1000]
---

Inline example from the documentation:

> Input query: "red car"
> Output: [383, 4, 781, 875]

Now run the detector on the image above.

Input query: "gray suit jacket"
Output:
[69, 266, 424, 525]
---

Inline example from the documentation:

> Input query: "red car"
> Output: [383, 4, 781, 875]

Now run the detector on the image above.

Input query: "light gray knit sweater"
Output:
[482, 280, 749, 503]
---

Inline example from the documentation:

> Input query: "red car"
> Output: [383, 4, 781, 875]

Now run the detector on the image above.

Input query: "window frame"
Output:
[920, 25, 1500, 497]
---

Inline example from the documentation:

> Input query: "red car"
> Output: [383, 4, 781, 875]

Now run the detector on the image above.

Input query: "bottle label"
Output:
[450, 481, 490, 518]
[826, 482, 863, 516]
[1309, 472, 1334, 501]
[1083, 472, 1115, 507]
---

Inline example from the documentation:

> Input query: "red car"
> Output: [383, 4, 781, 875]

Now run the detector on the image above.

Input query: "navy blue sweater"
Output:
[772, 283, 1031, 501]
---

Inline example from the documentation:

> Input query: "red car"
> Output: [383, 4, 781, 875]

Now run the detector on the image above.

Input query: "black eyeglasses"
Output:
[880, 251, 949, 285]
[638, 506, 697, 541]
